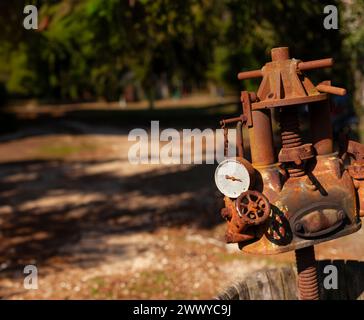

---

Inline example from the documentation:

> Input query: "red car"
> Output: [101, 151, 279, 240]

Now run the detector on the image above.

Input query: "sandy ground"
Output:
[0, 121, 363, 299]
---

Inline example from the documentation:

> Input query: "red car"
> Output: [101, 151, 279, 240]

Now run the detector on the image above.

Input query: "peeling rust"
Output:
[216, 46, 364, 299]
[217, 46, 361, 251]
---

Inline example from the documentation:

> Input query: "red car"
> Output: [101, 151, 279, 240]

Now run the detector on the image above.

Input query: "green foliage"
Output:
[0, 0, 361, 107]
[340, 1, 364, 114]
[221, 0, 344, 91]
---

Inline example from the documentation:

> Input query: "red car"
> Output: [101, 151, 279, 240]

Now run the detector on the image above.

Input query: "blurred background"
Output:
[0, 0, 364, 299]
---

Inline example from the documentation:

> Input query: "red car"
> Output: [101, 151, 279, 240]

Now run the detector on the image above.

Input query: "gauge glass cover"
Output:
[214, 158, 251, 198]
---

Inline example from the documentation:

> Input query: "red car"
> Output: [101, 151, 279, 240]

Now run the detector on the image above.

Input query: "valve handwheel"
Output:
[236, 190, 270, 225]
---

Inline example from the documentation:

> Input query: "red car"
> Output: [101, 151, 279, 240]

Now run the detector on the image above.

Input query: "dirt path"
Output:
[0, 122, 363, 299]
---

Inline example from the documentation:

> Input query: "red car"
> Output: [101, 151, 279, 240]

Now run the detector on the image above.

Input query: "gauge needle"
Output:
[225, 175, 242, 182]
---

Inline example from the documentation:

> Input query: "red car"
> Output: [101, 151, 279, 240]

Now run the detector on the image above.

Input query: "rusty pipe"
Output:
[316, 84, 346, 96]
[298, 58, 333, 71]
[236, 121, 244, 158]
[237, 69, 263, 80]
[237, 58, 334, 80]
[248, 109, 275, 165]
[220, 115, 246, 126]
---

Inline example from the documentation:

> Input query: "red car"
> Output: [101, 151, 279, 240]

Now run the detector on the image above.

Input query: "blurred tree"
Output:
[341, 0, 364, 115]
[0, 0, 359, 112]
[1, 0, 224, 106]
[219, 0, 344, 92]
[0, 1, 29, 98]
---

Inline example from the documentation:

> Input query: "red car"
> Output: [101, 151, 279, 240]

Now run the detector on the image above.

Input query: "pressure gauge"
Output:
[215, 158, 253, 198]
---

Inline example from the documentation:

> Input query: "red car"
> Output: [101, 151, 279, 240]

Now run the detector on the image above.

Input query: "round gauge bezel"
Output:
[214, 158, 251, 198]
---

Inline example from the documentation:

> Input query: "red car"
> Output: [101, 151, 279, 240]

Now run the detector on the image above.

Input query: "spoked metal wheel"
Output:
[236, 190, 270, 225]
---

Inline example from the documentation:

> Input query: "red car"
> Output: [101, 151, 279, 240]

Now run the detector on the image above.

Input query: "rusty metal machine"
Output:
[215, 47, 363, 300]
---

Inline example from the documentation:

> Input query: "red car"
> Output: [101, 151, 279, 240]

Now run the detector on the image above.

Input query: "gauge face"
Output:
[214, 158, 251, 198]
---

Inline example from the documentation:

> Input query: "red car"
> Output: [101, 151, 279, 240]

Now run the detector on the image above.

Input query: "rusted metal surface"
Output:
[271, 47, 290, 61]
[342, 139, 364, 217]
[242, 153, 359, 254]
[237, 50, 334, 80]
[279, 145, 314, 165]
[216, 46, 363, 299]
[293, 205, 345, 237]
[295, 246, 319, 300]
[316, 83, 347, 96]
[309, 101, 333, 155]
[298, 58, 334, 71]
[236, 121, 244, 158]
[237, 69, 263, 80]
[222, 197, 255, 243]
[354, 180, 364, 217]
[220, 114, 247, 157]
[278, 106, 314, 177]
[280, 107, 304, 149]
[222, 191, 269, 244]
[220, 115, 246, 126]
[236, 190, 270, 224]
[237, 47, 345, 112]
[218, 46, 361, 250]
[223, 125, 228, 157]
[346, 139, 364, 162]
[248, 109, 276, 166]
[241, 91, 254, 127]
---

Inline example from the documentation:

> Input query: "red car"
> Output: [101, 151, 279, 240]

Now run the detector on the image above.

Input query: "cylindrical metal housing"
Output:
[248, 109, 276, 166]
[271, 47, 290, 61]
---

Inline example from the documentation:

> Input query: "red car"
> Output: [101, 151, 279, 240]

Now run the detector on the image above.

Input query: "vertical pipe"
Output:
[295, 246, 319, 300]
[271, 47, 290, 61]
[248, 109, 276, 165]
[309, 100, 333, 155]
[236, 121, 244, 158]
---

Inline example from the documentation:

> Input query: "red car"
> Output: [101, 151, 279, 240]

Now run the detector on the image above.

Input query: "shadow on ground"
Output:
[0, 159, 223, 274]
